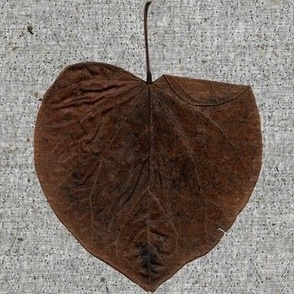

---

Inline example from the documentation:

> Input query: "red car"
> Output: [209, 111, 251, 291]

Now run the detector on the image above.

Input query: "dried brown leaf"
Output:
[34, 62, 262, 291]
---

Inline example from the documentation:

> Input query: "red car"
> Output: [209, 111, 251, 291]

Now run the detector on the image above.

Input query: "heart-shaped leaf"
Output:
[34, 62, 262, 291]
[34, 2, 262, 292]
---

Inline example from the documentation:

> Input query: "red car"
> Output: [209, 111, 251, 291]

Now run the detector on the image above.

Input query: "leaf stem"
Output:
[144, 1, 152, 84]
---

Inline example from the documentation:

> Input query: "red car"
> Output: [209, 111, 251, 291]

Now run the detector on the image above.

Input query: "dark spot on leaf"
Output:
[139, 244, 162, 279]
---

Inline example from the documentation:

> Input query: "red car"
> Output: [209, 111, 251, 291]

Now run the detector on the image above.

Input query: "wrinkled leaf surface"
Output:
[34, 62, 262, 292]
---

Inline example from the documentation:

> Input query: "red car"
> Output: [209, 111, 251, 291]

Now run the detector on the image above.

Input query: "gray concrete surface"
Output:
[0, 0, 293, 293]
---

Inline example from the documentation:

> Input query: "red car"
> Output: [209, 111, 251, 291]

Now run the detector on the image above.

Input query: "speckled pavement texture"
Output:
[0, 0, 293, 293]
